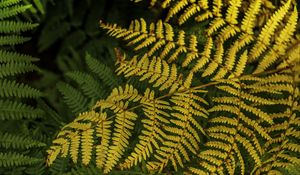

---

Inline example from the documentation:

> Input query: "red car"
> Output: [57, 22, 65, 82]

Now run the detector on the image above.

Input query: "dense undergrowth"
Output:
[0, 0, 299, 174]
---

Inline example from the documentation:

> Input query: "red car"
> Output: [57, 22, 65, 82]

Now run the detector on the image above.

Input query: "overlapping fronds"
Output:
[48, 0, 300, 174]
[100, 19, 201, 65]
[130, 0, 290, 26]
[85, 53, 119, 88]
[0, 0, 44, 172]
[147, 88, 208, 172]
[47, 85, 142, 170]
[189, 76, 282, 174]
[57, 82, 89, 115]
[116, 53, 182, 92]
[252, 73, 300, 174]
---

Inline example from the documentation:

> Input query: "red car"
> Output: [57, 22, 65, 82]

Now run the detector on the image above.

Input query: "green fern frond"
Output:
[0, 100, 44, 120]
[0, 152, 41, 167]
[65, 71, 105, 99]
[0, 4, 32, 19]
[0, 79, 42, 98]
[0, 50, 39, 63]
[57, 82, 89, 115]
[0, 35, 31, 45]
[0, 132, 45, 149]
[85, 53, 119, 88]
[0, 21, 38, 33]
[0, 62, 38, 78]
[0, 0, 21, 8]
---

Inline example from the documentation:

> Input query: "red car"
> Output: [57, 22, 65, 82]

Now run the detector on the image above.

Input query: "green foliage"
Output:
[0, 0, 299, 175]
[0, 100, 43, 120]
[0, 0, 46, 174]
[0, 152, 41, 167]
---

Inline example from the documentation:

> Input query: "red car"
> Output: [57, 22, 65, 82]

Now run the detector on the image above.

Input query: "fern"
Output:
[85, 53, 119, 89]
[0, 0, 45, 173]
[0, 132, 45, 149]
[57, 82, 89, 115]
[0, 152, 41, 168]
[47, 0, 300, 174]
[0, 100, 44, 120]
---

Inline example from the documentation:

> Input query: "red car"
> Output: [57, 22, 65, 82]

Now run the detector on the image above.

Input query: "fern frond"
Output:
[116, 55, 182, 92]
[0, 62, 37, 77]
[81, 128, 94, 165]
[66, 71, 105, 99]
[254, 6, 298, 73]
[165, 0, 189, 22]
[57, 82, 88, 115]
[0, 50, 39, 63]
[249, 0, 292, 61]
[0, 35, 31, 45]
[120, 89, 171, 169]
[103, 108, 138, 173]
[47, 111, 108, 166]
[0, 21, 38, 33]
[0, 4, 31, 19]
[0, 132, 45, 149]
[85, 53, 119, 88]
[95, 113, 112, 169]
[254, 81, 300, 174]
[148, 90, 208, 172]
[0, 79, 42, 98]
[241, 0, 262, 34]
[100, 19, 200, 65]
[0, 152, 41, 167]
[0, 100, 43, 120]
[225, 0, 242, 25]
[0, 0, 21, 8]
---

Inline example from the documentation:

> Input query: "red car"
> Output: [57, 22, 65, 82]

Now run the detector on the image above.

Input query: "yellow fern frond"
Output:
[178, 3, 201, 25]
[207, 18, 226, 36]
[236, 134, 261, 166]
[69, 132, 80, 163]
[165, 0, 189, 22]
[104, 110, 138, 173]
[192, 37, 213, 72]
[212, 0, 223, 17]
[95, 113, 112, 168]
[194, 11, 213, 22]
[225, 0, 242, 24]
[116, 55, 183, 92]
[148, 90, 208, 172]
[249, 0, 292, 61]
[202, 42, 224, 78]
[81, 128, 94, 165]
[241, 0, 262, 34]
[46, 146, 61, 166]
[234, 50, 248, 77]
[101, 19, 202, 64]
[120, 89, 170, 169]
[254, 7, 298, 73]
